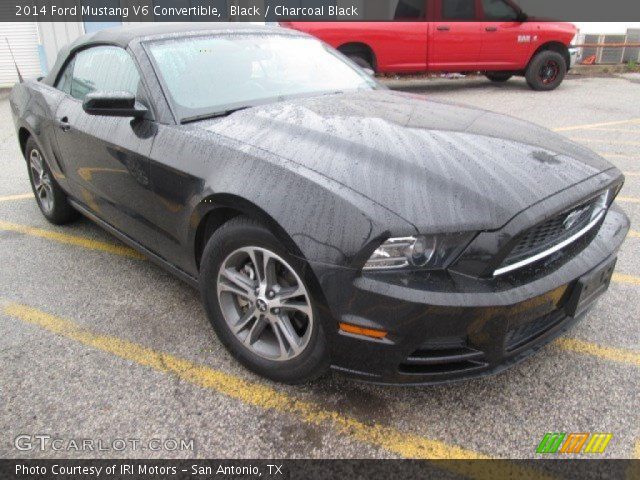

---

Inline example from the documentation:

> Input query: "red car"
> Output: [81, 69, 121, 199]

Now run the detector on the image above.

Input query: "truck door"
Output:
[478, 0, 532, 69]
[430, 0, 483, 70]
[369, 0, 429, 72]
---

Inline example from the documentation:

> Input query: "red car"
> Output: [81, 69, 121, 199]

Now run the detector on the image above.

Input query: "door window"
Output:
[55, 58, 75, 95]
[393, 0, 425, 19]
[66, 46, 140, 101]
[481, 0, 518, 20]
[441, 0, 476, 20]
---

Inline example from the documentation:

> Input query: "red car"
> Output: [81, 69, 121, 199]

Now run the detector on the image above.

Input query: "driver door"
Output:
[53, 46, 158, 244]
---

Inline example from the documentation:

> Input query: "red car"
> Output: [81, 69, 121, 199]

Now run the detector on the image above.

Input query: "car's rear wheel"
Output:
[525, 50, 566, 91]
[25, 137, 77, 225]
[485, 72, 513, 82]
[199, 216, 329, 384]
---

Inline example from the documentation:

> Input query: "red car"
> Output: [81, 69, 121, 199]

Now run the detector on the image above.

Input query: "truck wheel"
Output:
[485, 72, 513, 82]
[525, 51, 566, 91]
[25, 137, 78, 225]
[348, 55, 373, 71]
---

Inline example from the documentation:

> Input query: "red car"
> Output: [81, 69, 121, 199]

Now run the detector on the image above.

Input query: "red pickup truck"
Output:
[282, 0, 577, 91]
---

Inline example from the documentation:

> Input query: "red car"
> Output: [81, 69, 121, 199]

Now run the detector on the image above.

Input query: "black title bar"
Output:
[5, 0, 640, 22]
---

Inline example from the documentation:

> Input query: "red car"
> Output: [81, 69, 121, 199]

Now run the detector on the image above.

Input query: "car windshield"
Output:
[146, 33, 377, 123]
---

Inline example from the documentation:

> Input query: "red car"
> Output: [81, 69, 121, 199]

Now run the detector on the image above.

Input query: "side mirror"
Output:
[516, 11, 528, 22]
[83, 92, 147, 118]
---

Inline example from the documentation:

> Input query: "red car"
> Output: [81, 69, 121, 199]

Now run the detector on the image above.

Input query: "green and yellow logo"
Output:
[536, 433, 613, 454]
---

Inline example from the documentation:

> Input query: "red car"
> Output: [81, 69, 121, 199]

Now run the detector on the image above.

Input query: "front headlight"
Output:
[363, 233, 475, 271]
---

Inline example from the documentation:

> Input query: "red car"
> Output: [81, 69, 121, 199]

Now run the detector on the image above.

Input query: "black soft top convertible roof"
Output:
[42, 22, 296, 86]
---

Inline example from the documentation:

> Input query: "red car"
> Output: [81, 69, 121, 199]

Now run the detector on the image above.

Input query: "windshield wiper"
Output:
[181, 106, 251, 124]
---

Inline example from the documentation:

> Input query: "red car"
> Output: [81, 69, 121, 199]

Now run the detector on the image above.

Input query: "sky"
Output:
[574, 22, 640, 34]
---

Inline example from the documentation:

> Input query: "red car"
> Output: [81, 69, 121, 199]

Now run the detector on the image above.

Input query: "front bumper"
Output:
[569, 47, 579, 69]
[310, 204, 629, 385]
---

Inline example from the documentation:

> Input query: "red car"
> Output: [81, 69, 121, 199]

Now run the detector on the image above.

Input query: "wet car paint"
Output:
[10, 23, 630, 384]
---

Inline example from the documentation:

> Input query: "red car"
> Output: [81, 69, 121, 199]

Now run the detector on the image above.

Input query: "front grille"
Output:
[505, 310, 566, 352]
[498, 194, 606, 273]
[399, 339, 487, 375]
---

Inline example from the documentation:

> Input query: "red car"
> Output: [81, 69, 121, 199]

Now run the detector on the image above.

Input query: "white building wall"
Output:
[0, 22, 43, 87]
[37, 21, 85, 73]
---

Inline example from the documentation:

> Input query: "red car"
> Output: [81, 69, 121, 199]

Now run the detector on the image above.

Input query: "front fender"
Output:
[150, 124, 415, 274]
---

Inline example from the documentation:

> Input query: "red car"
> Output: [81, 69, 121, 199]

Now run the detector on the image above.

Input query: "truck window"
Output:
[481, 0, 518, 20]
[393, 0, 425, 19]
[441, 0, 476, 20]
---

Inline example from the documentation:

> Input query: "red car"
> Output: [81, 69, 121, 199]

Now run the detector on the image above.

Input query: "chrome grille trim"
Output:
[494, 210, 606, 276]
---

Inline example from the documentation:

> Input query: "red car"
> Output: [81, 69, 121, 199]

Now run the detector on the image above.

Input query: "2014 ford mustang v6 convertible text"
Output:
[10, 24, 629, 385]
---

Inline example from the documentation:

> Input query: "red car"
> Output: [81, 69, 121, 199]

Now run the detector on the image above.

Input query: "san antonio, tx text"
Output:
[16, 463, 284, 477]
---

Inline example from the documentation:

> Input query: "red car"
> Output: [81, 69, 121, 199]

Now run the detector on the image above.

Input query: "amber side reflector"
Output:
[339, 322, 387, 339]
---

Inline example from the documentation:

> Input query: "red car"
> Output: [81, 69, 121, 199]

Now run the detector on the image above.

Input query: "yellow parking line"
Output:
[583, 128, 640, 133]
[556, 338, 640, 367]
[553, 118, 640, 132]
[570, 138, 640, 147]
[0, 193, 33, 202]
[613, 273, 640, 286]
[0, 221, 144, 260]
[617, 196, 640, 204]
[624, 172, 640, 176]
[629, 230, 640, 239]
[627, 441, 640, 479]
[0, 303, 495, 464]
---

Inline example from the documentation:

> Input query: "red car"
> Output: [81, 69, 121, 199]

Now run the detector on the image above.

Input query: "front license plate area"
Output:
[565, 258, 617, 318]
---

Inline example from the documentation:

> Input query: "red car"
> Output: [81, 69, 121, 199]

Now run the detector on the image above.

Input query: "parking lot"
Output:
[0, 75, 638, 462]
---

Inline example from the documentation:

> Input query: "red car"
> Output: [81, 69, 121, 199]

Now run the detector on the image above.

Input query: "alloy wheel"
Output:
[539, 60, 559, 85]
[29, 149, 54, 214]
[216, 246, 313, 361]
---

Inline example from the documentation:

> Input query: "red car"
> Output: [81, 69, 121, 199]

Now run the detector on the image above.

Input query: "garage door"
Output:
[0, 22, 42, 87]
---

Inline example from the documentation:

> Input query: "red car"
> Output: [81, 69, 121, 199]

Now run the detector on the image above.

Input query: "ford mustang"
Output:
[10, 23, 629, 384]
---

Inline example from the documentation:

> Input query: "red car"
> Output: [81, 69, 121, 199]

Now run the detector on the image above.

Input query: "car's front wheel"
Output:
[199, 216, 329, 383]
[25, 137, 77, 225]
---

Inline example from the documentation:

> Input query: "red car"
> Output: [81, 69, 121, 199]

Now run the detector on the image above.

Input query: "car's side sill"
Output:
[68, 199, 199, 290]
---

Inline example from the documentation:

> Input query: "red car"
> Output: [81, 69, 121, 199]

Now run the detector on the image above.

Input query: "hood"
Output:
[194, 90, 613, 232]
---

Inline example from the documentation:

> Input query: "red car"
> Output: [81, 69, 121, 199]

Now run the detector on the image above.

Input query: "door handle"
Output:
[437, 25, 450, 31]
[485, 26, 498, 32]
[58, 116, 71, 132]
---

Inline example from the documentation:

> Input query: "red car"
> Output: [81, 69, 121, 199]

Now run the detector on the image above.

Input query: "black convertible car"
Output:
[11, 24, 629, 385]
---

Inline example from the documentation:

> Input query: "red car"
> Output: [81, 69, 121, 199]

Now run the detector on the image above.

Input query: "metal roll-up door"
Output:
[0, 21, 42, 87]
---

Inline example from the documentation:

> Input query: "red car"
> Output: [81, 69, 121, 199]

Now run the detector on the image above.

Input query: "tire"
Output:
[25, 137, 78, 225]
[199, 216, 330, 384]
[525, 50, 566, 91]
[348, 55, 373, 71]
[485, 72, 513, 83]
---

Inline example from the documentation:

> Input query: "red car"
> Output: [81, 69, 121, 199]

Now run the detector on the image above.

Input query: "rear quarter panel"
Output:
[10, 80, 68, 187]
